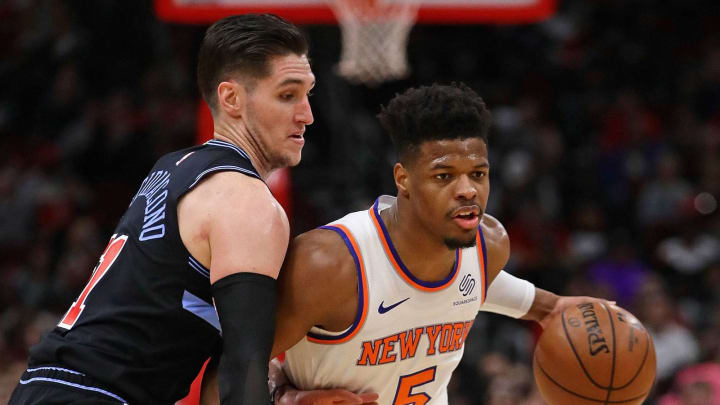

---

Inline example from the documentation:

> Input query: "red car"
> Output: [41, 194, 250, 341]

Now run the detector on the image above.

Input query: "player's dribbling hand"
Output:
[538, 295, 615, 330]
[278, 387, 379, 405]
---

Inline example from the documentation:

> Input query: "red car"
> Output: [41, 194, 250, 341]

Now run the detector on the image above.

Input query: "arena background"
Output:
[1, 1, 719, 404]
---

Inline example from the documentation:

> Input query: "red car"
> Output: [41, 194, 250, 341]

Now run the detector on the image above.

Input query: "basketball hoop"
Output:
[328, 0, 419, 86]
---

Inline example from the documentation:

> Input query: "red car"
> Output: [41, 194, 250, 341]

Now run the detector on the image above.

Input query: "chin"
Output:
[444, 236, 477, 250]
[287, 151, 302, 167]
[273, 153, 302, 169]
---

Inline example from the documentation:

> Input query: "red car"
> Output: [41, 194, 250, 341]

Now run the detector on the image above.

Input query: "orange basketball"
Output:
[533, 302, 656, 405]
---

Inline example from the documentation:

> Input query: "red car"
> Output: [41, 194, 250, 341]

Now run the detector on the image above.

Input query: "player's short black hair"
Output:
[197, 13, 309, 112]
[377, 82, 492, 163]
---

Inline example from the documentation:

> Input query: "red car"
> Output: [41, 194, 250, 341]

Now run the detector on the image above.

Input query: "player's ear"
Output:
[394, 163, 410, 197]
[216, 80, 246, 118]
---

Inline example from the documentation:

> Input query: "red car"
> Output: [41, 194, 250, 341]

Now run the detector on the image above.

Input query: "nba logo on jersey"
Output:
[176, 151, 195, 166]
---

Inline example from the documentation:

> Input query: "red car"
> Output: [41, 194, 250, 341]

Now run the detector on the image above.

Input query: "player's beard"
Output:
[443, 205, 482, 249]
[444, 235, 477, 249]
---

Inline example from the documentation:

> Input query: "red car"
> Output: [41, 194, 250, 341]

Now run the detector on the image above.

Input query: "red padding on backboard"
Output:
[196, 100, 214, 144]
[156, 1, 335, 24]
[155, 0, 555, 25]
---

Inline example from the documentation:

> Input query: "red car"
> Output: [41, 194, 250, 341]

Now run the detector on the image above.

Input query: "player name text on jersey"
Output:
[132, 170, 171, 241]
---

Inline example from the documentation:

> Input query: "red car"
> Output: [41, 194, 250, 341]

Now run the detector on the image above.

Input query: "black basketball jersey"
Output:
[29, 139, 264, 404]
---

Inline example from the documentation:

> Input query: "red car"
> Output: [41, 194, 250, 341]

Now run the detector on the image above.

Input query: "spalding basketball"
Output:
[533, 302, 656, 405]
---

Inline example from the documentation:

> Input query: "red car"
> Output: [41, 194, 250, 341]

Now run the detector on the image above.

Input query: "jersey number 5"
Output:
[58, 234, 128, 330]
[392, 366, 437, 405]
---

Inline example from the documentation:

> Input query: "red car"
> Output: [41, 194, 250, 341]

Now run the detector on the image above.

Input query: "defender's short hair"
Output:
[197, 14, 309, 112]
[377, 82, 491, 163]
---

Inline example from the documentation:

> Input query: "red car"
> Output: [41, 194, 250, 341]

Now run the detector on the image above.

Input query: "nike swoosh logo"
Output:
[378, 298, 410, 314]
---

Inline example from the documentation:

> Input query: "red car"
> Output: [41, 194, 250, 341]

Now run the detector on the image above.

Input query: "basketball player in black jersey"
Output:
[9, 14, 315, 405]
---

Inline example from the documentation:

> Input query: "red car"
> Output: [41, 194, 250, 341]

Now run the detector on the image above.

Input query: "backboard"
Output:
[155, 0, 556, 24]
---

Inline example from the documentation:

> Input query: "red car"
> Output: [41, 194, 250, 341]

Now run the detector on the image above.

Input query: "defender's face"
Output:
[244, 54, 315, 169]
[403, 138, 490, 249]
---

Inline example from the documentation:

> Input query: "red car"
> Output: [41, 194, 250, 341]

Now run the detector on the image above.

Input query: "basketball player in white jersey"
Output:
[200, 82, 607, 405]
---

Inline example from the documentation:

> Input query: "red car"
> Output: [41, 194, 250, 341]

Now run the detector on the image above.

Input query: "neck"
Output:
[381, 198, 457, 283]
[213, 119, 273, 180]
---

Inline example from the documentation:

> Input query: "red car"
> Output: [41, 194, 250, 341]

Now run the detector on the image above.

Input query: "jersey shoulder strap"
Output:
[161, 139, 263, 200]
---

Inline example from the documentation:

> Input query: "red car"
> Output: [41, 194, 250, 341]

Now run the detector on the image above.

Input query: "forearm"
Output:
[212, 272, 277, 404]
[520, 287, 560, 324]
[480, 270, 535, 318]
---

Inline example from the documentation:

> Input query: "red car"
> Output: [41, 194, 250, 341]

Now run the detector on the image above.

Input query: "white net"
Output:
[328, 0, 419, 86]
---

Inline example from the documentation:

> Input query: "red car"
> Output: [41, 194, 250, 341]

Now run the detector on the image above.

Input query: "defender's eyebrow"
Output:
[278, 78, 315, 87]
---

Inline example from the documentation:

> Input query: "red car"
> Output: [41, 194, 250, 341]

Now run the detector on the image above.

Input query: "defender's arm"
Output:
[180, 171, 289, 404]
[200, 227, 370, 404]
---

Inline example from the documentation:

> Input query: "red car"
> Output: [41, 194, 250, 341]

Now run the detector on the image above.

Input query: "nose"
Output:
[455, 174, 477, 201]
[295, 97, 314, 126]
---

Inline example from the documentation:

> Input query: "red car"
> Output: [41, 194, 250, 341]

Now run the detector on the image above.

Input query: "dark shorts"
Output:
[8, 365, 127, 405]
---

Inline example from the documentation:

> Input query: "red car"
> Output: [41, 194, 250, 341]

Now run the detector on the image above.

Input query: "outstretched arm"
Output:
[479, 214, 609, 328]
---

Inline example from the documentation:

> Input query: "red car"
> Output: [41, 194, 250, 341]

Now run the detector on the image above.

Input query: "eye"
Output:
[280, 93, 295, 101]
[472, 171, 487, 178]
[435, 173, 451, 180]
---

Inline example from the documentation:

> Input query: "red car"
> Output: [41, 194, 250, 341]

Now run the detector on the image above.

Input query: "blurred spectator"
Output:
[0, 162, 35, 249]
[587, 229, 649, 307]
[10, 243, 54, 310]
[656, 221, 720, 276]
[485, 363, 535, 405]
[636, 278, 699, 383]
[658, 363, 720, 405]
[567, 202, 609, 265]
[637, 152, 693, 228]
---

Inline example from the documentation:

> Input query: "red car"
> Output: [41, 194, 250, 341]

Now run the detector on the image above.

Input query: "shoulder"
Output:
[188, 171, 287, 227]
[480, 214, 508, 246]
[180, 171, 289, 282]
[194, 170, 274, 204]
[283, 228, 357, 288]
[479, 213, 510, 284]
[279, 227, 358, 316]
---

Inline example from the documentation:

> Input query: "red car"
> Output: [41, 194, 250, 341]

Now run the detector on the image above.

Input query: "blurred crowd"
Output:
[1, 0, 719, 404]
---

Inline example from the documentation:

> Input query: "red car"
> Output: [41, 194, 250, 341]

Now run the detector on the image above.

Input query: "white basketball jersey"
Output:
[284, 195, 488, 405]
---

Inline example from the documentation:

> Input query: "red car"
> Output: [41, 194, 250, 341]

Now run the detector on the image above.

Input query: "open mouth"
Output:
[451, 207, 481, 230]
[289, 133, 305, 145]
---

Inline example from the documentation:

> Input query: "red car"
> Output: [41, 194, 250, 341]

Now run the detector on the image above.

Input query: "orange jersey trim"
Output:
[475, 229, 488, 304]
